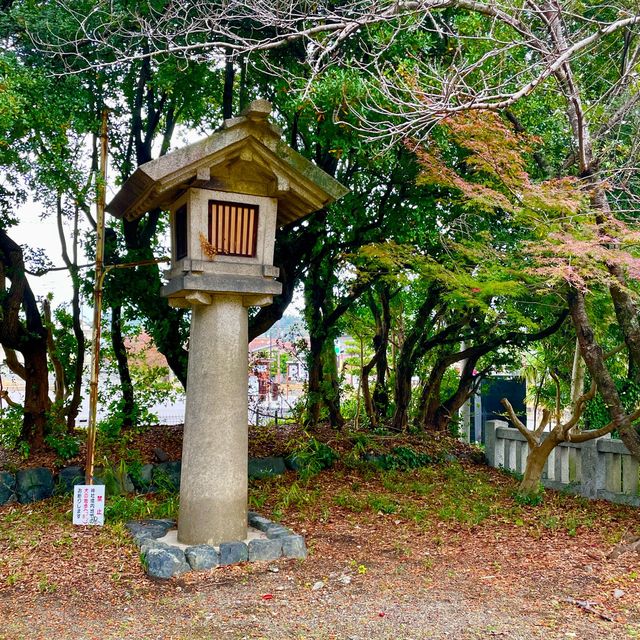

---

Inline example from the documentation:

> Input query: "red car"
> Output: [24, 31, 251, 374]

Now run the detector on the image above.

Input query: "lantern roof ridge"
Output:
[106, 99, 348, 226]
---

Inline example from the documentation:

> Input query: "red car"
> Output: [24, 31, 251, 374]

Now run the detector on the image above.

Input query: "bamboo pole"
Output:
[85, 109, 109, 485]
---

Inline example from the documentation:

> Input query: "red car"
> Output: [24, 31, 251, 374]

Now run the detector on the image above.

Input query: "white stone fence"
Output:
[485, 420, 640, 506]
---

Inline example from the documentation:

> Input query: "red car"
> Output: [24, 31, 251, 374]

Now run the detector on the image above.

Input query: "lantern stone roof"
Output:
[106, 100, 349, 225]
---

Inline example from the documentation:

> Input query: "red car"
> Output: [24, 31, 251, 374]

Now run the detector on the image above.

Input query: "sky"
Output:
[12, 201, 76, 304]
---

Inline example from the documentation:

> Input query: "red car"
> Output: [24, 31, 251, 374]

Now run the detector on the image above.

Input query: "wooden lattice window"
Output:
[208, 200, 259, 257]
[174, 204, 188, 260]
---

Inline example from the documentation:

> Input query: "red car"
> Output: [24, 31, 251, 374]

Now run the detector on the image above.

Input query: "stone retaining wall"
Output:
[0, 456, 291, 506]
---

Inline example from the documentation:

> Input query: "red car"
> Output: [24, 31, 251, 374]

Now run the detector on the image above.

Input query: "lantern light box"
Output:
[164, 187, 280, 308]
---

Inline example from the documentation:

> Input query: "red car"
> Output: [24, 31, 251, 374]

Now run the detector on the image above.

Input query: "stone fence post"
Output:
[484, 420, 508, 468]
[580, 438, 606, 499]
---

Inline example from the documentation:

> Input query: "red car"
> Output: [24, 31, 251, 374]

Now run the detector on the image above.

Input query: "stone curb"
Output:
[129, 512, 307, 579]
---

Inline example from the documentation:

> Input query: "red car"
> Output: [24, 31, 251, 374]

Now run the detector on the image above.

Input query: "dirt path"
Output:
[0, 546, 634, 640]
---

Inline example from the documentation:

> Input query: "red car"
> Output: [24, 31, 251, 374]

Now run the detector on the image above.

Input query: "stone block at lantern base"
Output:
[219, 541, 249, 565]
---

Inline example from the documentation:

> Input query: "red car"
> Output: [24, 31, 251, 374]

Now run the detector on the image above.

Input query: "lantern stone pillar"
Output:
[178, 293, 248, 544]
[106, 100, 348, 547]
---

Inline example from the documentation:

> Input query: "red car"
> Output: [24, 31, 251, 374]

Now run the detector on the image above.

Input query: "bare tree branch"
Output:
[3, 348, 25, 380]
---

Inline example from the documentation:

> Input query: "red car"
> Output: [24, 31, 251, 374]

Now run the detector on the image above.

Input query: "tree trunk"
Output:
[416, 359, 448, 431]
[543, 7, 640, 459]
[222, 53, 235, 121]
[519, 435, 558, 496]
[56, 197, 86, 433]
[20, 343, 51, 451]
[321, 339, 344, 429]
[65, 265, 86, 433]
[0, 229, 51, 451]
[361, 354, 378, 429]
[305, 333, 324, 427]
[570, 337, 586, 412]
[110, 305, 136, 430]
[391, 350, 414, 432]
[568, 289, 640, 459]
[372, 286, 392, 418]
[361, 286, 392, 428]
[416, 352, 479, 433]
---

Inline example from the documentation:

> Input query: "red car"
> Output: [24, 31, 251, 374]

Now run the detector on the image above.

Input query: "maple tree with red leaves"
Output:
[409, 107, 640, 495]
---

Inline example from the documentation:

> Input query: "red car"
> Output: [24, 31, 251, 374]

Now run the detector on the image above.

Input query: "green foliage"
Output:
[434, 463, 500, 525]
[335, 462, 507, 526]
[584, 379, 640, 434]
[44, 432, 80, 461]
[369, 446, 433, 471]
[98, 323, 181, 437]
[290, 437, 339, 480]
[0, 405, 23, 451]
[367, 494, 398, 514]
[104, 494, 178, 523]
[98, 458, 133, 497]
[151, 467, 180, 496]
[271, 481, 322, 521]
[340, 395, 370, 428]
[342, 432, 371, 467]
[97, 398, 157, 440]
[333, 489, 367, 512]
[50, 307, 82, 389]
[513, 489, 545, 507]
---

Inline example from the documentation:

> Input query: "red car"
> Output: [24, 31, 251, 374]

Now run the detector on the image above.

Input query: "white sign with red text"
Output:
[73, 485, 106, 526]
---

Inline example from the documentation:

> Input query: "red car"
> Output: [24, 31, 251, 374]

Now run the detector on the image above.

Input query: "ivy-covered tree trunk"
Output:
[303, 245, 346, 429]
[391, 340, 416, 432]
[361, 286, 392, 427]
[305, 332, 324, 427]
[321, 339, 344, 429]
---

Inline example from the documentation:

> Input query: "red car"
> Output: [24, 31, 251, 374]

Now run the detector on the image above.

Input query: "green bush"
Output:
[341, 396, 370, 428]
[0, 405, 23, 451]
[513, 487, 544, 506]
[104, 494, 178, 522]
[44, 433, 80, 461]
[370, 446, 433, 471]
[291, 437, 339, 480]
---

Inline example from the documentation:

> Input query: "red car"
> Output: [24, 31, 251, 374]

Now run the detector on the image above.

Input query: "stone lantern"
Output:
[107, 100, 348, 545]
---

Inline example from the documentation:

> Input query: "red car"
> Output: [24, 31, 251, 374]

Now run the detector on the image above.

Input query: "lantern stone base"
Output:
[127, 513, 307, 579]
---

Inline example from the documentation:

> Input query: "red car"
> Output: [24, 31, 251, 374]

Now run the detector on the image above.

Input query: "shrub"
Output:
[0, 405, 23, 451]
[44, 433, 80, 461]
[291, 437, 339, 480]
